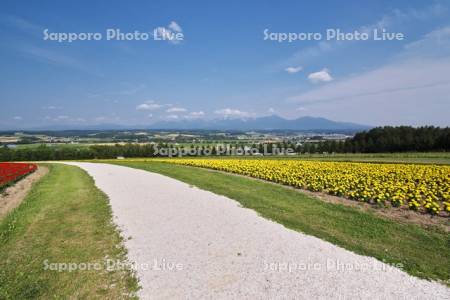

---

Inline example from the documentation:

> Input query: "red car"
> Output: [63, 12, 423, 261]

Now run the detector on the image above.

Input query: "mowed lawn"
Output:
[0, 164, 138, 299]
[112, 161, 450, 285]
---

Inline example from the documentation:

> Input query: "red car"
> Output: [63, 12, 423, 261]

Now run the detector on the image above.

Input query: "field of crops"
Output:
[0, 162, 37, 188]
[157, 159, 450, 216]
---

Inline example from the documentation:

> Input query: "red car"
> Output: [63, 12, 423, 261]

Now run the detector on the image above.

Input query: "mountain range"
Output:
[148, 115, 370, 131]
[5, 116, 371, 132]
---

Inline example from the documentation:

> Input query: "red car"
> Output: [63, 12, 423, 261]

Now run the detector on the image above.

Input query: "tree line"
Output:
[350, 126, 450, 152]
[0, 126, 448, 161]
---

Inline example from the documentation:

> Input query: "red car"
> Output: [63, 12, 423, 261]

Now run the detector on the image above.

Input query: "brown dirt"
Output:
[292, 188, 450, 232]
[0, 166, 48, 220]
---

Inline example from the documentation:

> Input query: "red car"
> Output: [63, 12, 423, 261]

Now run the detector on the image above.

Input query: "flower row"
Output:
[157, 159, 450, 216]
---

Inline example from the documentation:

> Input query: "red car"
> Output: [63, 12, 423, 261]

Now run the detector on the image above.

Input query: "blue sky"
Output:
[0, 0, 449, 129]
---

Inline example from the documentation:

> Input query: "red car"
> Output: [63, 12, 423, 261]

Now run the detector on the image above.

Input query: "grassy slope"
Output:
[113, 161, 450, 284]
[0, 164, 138, 299]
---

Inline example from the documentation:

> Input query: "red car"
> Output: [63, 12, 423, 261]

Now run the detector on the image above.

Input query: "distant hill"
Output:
[5, 115, 370, 132]
[149, 115, 370, 131]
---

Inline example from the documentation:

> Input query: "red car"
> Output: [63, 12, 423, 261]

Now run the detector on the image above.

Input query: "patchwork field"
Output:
[1, 157, 450, 298]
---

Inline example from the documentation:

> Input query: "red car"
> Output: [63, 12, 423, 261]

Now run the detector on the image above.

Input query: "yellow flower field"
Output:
[157, 159, 450, 216]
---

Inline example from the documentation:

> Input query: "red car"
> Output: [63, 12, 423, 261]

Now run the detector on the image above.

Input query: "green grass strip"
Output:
[0, 164, 139, 299]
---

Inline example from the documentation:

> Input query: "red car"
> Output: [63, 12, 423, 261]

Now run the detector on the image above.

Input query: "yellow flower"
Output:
[156, 158, 450, 216]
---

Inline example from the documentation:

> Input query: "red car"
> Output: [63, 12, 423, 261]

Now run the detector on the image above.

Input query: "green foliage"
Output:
[1, 126, 449, 161]
[0, 143, 157, 161]
[351, 126, 450, 152]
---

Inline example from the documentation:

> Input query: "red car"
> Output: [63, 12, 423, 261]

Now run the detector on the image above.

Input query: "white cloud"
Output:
[166, 114, 179, 120]
[183, 111, 205, 120]
[285, 66, 303, 74]
[155, 27, 173, 40]
[288, 57, 450, 126]
[13, 116, 22, 120]
[293, 60, 450, 104]
[166, 107, 187, 113]
[281, 3, 446, 67]
[268, 107, 276, 114]
[2, 15, 42, 34]
[403, 26, 450, 57]
[168, 21, 182, 33]
[291, 26, 450, 106]
[136, 101, 162, 111]
[386, 3, 446, 24]
[19, 45, 93, 74]
[42, 105, 62, 110]
[190, 111, 204, 116]
[214, 108, 251, 119]
[282, 14, 450, 126]
[154, 21, 183, 44]
[120, 83, 146, 95]
[308, 68, 333, 83]
[190, 111, 205, 117]
[283, 41, 333, 68]
[46, 115, 86, 123]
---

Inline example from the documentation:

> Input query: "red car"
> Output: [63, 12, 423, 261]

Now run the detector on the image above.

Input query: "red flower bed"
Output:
[0, 162, 37, 188]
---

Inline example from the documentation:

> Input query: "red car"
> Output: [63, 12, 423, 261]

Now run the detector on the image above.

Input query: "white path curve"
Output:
[65, 162, 449, 299]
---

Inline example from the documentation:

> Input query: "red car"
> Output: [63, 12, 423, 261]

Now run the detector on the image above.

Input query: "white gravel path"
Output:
[65, 162, 450, 299]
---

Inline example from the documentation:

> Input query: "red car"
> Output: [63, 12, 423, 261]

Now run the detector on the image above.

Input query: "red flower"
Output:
[0, 162, 37, 187]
